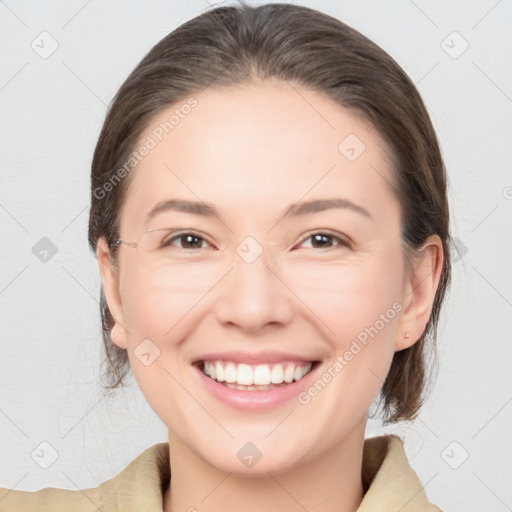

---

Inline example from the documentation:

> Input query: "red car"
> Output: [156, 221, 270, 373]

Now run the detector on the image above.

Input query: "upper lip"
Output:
[193, 351, 319, 365]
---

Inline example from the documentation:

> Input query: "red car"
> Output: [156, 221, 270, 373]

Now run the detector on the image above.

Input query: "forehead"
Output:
[120, 81, 397, 229]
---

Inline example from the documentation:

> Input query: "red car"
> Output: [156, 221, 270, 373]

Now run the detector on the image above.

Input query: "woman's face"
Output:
[98, 80, 438, 474]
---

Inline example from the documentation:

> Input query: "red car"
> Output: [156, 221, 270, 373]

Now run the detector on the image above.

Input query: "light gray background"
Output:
[1, 1, 511, 510]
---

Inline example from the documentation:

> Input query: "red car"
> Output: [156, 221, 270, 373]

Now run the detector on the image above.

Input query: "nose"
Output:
[214, 242, 294, 333]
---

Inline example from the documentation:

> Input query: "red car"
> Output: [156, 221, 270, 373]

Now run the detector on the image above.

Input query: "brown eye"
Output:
[163, 233, 209, 250]
[297, 232, 350, 250]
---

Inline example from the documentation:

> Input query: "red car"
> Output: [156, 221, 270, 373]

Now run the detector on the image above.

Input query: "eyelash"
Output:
[162, 231, 351, 251]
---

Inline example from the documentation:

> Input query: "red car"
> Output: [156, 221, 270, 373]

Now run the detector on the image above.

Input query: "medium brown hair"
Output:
[88, 2, 451, 424]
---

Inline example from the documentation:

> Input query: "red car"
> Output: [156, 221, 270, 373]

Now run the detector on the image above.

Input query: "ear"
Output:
[96, 237, 129, 349]
[395, 234, 444, 351]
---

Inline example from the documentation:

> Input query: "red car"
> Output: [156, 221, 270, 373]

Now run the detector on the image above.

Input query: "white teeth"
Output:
[202, 361, 313, 386]
[225, 363, 237, 383]
[270, 364, 284, 384]
[284, 364, 295, 383]
[215, 362, 225, 382]
[293, 365, 304, 381]
[237, 364, 253, 385]
[254, 365, 271, 385]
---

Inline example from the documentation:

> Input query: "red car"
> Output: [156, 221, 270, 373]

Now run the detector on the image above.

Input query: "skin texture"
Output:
[96, 80, 443, 512]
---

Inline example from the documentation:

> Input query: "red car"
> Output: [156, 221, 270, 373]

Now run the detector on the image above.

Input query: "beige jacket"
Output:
[0, 435, 442, 511]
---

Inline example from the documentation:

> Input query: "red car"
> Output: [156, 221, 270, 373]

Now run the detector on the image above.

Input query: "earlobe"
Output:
[96, 237, 129, 349]
[395, 235, 444, 351]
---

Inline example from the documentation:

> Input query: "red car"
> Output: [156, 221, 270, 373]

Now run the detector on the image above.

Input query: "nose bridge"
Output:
[214, 236, 293, 330]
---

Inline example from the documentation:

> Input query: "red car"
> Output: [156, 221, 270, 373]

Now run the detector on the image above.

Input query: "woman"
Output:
[1, 3, 450, 511]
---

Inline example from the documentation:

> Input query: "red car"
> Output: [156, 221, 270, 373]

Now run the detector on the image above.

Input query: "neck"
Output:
[163, 417, 366, 512]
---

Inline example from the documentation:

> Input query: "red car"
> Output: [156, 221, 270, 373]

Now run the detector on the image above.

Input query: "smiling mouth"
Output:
[194, 360, 320, 391]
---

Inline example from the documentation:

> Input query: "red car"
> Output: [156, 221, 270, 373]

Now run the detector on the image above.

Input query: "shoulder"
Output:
[358, 435, 443, 512]
[0, 442, 170, 512]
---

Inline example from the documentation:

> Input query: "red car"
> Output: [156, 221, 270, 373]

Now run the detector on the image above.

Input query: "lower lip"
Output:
[193, 362, 320, 411]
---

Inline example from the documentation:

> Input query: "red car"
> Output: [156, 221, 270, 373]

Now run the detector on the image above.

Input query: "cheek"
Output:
[119, 263, 200, 341]
[118, 268, 194, 415]
[289, 251, 404, 392]
[292, 257, 403, 424]
[286, 253, 403, 340]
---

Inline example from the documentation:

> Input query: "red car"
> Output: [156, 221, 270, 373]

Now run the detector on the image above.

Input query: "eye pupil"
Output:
[182, 234, 202, 248]
[311, 234, 332, 248]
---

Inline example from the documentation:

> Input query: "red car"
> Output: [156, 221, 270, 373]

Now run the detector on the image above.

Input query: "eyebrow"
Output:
[145, 197, 371, 224]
